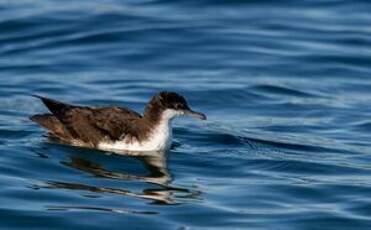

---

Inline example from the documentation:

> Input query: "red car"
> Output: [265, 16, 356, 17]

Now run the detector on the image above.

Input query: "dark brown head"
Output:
[144, 92, 206, 121]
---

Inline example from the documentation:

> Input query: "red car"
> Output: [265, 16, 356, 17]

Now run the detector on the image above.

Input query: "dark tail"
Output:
[32, 95, 72, 119]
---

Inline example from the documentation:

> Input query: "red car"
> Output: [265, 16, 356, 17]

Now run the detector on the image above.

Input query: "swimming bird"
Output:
[30, 92, 206, 152]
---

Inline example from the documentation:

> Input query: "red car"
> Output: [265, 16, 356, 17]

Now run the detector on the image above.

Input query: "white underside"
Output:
[97, 109, 180, 152]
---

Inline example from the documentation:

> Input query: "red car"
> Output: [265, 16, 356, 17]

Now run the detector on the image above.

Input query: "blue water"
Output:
[1, 0, 371, 229]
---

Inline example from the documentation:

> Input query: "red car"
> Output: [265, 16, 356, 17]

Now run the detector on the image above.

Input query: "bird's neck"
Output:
[142, 108, 175, 136]
[139, 111, 173, 151]
[141, 102, 180, 150]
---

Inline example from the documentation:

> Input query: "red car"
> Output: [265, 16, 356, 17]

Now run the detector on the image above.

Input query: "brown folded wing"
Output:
[30, 96, 142, 147]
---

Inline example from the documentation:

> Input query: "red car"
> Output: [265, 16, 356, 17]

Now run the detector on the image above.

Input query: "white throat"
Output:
[161, 109, 183, 120]
[98, 109, 181, 152]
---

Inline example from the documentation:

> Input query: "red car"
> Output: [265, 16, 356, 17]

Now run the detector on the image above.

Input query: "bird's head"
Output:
[145, 92, 207, 121]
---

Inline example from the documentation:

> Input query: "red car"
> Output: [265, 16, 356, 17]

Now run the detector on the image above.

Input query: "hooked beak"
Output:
[184, 109, 207, 120]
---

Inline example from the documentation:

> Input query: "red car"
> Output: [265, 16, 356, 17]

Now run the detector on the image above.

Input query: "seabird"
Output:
[30, 92, 206, 152]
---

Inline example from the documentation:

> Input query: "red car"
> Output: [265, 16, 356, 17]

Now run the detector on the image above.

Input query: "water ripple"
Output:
[1, 0, 371, 229]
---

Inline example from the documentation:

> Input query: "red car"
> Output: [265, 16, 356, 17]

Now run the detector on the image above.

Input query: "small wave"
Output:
[0, 129, 33, 139]
[46, 205, 157, 215]
[350, 121, 371, 132]
[250, 84, 319, 98]
[248, 158, 366, 175]
[196, 125, 354, 155]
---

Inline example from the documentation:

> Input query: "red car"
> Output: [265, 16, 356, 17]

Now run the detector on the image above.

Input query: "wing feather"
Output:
[33, 96, 142, 146]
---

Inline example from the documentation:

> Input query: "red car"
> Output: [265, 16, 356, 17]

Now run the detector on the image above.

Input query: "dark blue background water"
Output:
[1, 0, 371, 229]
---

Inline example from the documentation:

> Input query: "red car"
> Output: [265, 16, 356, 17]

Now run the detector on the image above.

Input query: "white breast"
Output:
[97, 109, 179, 152]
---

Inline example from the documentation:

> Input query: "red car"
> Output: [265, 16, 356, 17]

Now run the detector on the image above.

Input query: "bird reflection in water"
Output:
[42, 148, 200, 205]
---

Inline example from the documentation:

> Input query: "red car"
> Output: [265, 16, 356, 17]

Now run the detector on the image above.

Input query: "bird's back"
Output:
[30, 95, 143, 148]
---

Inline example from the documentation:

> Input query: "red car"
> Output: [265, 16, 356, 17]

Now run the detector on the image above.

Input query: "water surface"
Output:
[1, 0, 371, 229]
